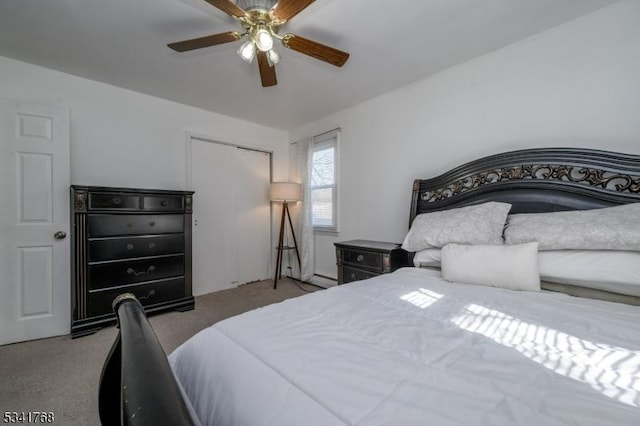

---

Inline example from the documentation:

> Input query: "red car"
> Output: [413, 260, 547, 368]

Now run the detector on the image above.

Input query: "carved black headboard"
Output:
[410, 148, 640, 225]
[409, 147, 640, 305]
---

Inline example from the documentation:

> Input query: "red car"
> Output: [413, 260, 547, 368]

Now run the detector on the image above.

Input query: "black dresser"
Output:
[71, 186, 195, 337]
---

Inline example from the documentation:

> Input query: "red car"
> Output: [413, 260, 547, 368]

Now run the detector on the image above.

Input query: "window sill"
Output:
[313, 228, 340, 236]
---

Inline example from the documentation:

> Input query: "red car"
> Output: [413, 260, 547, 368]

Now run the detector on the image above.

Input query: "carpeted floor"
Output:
[0, 278, 315, 425]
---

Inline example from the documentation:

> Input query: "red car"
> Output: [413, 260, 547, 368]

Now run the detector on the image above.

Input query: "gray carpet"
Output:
[0, 279, 314, 425]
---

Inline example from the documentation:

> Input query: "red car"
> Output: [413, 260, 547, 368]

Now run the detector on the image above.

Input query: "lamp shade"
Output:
[270, 182, 301, 202]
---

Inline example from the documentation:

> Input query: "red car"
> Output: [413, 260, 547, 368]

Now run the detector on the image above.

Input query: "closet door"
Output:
[191, 140, 237, 295]
[235, 148, 271, 285]
[190, 139, 271, 296]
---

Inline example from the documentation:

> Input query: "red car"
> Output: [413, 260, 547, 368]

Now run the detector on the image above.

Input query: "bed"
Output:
[167, 147, 640, 426]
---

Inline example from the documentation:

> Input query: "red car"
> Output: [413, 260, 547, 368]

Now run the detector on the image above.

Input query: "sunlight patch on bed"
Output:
[451, 304, 640, 407]
[400, 288, 443, 309]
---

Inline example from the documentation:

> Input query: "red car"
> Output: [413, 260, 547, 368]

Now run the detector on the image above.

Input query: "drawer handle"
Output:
[113, 197, 121, 205]
[149, 221, 156, 227]
[160, 200, 168, 207]
[350, 272, 357, 280]
[356, 254, 365, 263]
[138, 289, 156, 301]
[126, 265, 156, 276]
[126, 243, 134, 250]
[148, 242, 156, 249]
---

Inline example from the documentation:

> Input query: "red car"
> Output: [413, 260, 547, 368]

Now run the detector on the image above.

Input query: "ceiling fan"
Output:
[168, 0, 350, 87]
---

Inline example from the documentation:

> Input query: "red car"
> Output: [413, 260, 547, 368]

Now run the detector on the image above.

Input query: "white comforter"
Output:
[169, 268, 640, 426]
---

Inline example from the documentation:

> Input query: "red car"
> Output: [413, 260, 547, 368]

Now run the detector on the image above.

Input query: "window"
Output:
[311, 129, 339, 231]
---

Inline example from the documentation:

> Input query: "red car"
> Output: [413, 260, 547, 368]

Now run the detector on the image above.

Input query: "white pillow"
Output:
[441, 243, 540, 292]
[402, 202, 512, 252]
[412, 248, 441, 267]
[539, 250, 640, 297]
[504, 203, 640, 251]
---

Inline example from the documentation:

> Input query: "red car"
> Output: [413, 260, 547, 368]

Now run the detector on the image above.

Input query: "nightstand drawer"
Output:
[342, 249, 383, 271]
[342, 266, 378, 284]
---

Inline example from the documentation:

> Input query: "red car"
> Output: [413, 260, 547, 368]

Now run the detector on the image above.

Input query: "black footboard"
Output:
[98, 293, 200, 425]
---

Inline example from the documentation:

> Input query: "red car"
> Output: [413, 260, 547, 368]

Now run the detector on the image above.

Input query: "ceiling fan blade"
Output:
[257, 51, 277, 87]
[204, 0, 247, 18]
[168, 31, 241, 52]
[282, 34, 349, 67]
[272, 0, 315, 22]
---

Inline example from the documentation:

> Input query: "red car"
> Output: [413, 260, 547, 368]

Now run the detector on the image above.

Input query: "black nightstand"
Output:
[334, 240, 410, 285]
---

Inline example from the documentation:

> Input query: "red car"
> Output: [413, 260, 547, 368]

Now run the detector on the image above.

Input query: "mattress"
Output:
[169, 268, 640, 425]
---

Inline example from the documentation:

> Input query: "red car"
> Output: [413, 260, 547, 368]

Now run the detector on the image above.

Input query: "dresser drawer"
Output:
[88, 214, 184, 237]
[86, 277, 186, 318]
[342, 248, 383, 272]
[142, 195, 183, 211]
[89, 193, 140, 210]
[342, 266, 378, 284]
[89, 254, 185, 290]
[88, 234, 185, 262]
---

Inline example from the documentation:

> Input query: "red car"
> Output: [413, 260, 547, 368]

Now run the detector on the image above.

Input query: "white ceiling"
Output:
[0, 0, 618, 130]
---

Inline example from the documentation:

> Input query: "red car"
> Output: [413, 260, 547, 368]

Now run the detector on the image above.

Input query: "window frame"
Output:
[311, 129, 340, 233]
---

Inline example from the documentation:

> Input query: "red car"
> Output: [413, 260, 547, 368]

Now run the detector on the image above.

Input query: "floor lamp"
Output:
[271, 182, 302, 289]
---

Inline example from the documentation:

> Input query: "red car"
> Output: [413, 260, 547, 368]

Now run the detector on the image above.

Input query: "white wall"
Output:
[290, 1, 640, 279]
[0, 56, 289, 188]
[1, 55, 290, 295]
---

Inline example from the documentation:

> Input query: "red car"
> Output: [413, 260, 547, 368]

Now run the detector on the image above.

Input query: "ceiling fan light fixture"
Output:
[168, 0, 350, 87]
[254, 27, 274, 52]
[236, 0, 277, 12]
[237, 39, 256, 63]
[266, 48, 280, 66]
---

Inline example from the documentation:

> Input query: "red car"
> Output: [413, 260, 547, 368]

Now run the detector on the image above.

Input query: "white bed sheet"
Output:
[169, 268, 640, 426]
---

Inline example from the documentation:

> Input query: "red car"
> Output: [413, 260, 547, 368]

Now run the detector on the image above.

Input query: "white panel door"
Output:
[189, 138, 271, 296]
[0, 99, 70, 345]
[235, 148, 270, 285]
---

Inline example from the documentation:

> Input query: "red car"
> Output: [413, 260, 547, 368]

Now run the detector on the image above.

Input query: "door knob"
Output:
[54, 231, 67, 240]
